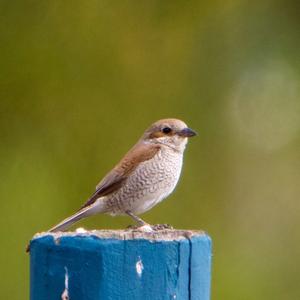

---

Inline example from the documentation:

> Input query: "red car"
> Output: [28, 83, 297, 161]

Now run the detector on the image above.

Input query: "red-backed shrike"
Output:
[49, 118, 196, 232]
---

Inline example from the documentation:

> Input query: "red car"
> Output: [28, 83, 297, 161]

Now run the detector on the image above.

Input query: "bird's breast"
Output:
[105, 147, 184, 215]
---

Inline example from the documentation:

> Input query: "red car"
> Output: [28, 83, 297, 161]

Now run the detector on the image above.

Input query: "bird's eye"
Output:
[162, 127, 172, 134]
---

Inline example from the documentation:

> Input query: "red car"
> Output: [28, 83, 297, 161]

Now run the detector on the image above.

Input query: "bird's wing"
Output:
[79, 142, 161, 209]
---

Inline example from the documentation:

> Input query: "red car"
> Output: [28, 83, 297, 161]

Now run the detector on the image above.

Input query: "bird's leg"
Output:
[126, 211, 148, 226]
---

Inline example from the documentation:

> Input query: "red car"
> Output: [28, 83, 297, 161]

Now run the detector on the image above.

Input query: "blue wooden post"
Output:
[29, 230, 212, 300]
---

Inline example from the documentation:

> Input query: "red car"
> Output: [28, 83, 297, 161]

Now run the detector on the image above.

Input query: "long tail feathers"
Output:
[49, 206, 93, 232]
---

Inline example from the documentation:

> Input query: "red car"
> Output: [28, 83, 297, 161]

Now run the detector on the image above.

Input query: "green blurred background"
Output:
[1, 1, 299, 299]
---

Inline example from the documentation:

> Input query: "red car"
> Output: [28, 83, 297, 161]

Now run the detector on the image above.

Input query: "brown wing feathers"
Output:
[80, 143, 160, 209]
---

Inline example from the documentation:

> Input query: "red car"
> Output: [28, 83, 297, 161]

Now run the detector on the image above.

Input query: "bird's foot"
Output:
[151, 224, 174, 230]
[127, 223, 174, 231]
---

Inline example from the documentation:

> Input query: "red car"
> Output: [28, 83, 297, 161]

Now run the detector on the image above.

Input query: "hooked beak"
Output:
[178, 127, 197, 137]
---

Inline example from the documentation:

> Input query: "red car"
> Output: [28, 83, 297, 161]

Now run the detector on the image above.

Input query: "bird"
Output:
[49, 118, 196, 232]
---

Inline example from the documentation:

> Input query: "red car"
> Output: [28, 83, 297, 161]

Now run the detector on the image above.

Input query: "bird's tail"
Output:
[49, 204, 99, 232]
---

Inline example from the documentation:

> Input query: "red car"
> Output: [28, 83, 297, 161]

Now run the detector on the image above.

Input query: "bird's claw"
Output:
[127, 223, 174, 231]
[151, 224, 174, 230]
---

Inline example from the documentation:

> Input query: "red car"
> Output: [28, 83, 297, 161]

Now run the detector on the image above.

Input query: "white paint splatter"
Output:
[138, 224, 153, 232]
[136, 257, 144, 278]
[61, 267, 69, 300]
[75, 227, 87, 233]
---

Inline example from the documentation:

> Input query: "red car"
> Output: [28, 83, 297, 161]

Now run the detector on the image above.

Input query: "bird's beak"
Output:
[178, 127, 197, 137]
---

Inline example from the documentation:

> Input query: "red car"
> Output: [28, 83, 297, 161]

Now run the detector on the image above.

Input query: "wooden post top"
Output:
[31, 228, 208, 243]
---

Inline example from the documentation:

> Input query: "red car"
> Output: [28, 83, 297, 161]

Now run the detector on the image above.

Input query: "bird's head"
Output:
[142, 118, 197, 152]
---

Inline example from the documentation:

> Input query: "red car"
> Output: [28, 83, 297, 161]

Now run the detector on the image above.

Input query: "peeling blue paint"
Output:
[30, 233, 211, 300]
